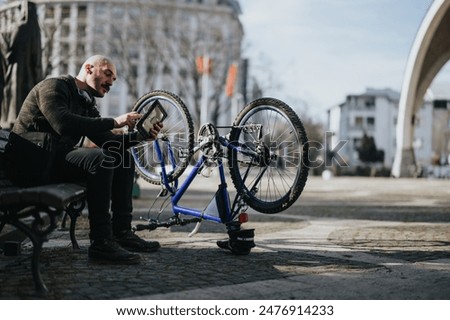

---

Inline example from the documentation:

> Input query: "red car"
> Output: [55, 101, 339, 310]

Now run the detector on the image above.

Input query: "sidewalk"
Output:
[1, 176, 449, 299]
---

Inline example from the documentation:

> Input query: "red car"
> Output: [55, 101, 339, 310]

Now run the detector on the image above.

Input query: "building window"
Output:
[365, 97, 375, 107]
[77, 25, 86, 38]
[180, 68, 187, 79]
[130, 7, 141, 19]
[61, 42, 70, 54]
[131, 65, 138, 78]
[112, 7, 124, 19]
[354, 116, 363, 127]
[45, 6, 55, 19]
[61, 24, 70, 37]
[95, 5, 107, 15]
[61, 62, 68, 74]
[61, 5, 71, 20]
[129, 48, 139, 59]
[76, 43, 85, 56]
[163, 64, 171, 74]
[128, 27, 140, 40]
[433, 100, 447, 109]
[367, 117, 375, 126]
[78, 5, 87, 19]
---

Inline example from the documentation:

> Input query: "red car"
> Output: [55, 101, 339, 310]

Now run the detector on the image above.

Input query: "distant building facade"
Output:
[327, 88, 450, 174]
[1, 0, 244, 127]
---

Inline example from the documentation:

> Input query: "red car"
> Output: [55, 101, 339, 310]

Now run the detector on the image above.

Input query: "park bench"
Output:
[0, 129, 86, 295]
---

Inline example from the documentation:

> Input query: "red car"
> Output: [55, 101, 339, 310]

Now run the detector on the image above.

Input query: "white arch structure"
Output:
[392, 0, 450, 177]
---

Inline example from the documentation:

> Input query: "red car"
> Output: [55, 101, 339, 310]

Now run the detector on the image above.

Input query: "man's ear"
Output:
[85, 64, 93, 75]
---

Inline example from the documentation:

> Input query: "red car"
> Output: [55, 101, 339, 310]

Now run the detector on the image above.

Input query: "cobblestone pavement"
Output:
[1, 176, 450, 299]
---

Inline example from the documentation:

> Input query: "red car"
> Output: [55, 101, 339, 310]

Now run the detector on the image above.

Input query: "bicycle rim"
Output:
[131, 91, 194, 185]
[228, 98, 309, 213]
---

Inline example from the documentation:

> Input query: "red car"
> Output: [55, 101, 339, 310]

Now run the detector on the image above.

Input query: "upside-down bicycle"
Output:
[130, 91, 309, 254]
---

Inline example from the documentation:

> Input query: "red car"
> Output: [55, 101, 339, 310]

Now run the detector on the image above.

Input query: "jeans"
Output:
[55, 147, 135, 241]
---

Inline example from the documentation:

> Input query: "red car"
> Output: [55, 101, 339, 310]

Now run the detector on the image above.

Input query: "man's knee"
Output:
[65, 147, 109, 174]
[101, 149, 134, 170]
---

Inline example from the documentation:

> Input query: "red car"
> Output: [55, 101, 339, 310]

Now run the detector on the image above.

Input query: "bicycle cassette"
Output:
[197, 123, 220, 159]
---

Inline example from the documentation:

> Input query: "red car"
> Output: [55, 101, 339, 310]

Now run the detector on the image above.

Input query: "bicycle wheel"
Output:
[228, 98, 309, 213]
[131, 91, 194, 185]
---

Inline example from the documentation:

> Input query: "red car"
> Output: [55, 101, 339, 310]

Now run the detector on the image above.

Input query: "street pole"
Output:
[200, 55, 210, 125]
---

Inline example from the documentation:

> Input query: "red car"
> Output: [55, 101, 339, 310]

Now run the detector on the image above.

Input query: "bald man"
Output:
[9, 55, 162, 264]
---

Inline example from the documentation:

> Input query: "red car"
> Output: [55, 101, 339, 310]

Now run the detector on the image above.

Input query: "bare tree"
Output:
[153, 7, 241, 129]
[101, 2, 241, 130]
[40, 21, 57, 78]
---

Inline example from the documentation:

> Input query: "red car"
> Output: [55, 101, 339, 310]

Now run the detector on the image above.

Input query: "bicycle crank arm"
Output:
[134, 217, 203, 231]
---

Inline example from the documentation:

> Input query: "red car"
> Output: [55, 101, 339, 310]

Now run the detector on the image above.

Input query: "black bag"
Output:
[7, 131, 58, 186]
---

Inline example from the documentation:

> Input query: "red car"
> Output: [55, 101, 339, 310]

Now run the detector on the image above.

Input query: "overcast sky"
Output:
[239, 0, 441, 121]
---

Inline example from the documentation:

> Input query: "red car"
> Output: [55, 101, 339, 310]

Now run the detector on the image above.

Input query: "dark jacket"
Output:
[12, 75, 140, 150]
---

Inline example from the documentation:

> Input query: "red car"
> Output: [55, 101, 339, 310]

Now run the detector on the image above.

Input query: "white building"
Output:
[327, 87, 450, 175]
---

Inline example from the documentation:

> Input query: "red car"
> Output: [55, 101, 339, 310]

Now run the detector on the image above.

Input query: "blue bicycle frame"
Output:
[133, 125, 264, 234]
[152, 136, 236, 225]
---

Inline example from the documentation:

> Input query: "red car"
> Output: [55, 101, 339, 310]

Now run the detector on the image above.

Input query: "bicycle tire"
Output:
[131, 90, 194, 185]
[228, 98, 309, 213]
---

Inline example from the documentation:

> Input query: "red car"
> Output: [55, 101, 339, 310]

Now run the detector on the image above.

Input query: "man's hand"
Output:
[114, 112, 142, 130]
[145, 122, 163, 140]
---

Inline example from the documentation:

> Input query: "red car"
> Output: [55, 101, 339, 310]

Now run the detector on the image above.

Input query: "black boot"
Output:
[88, 238, 142, 264]
[217, 229, 255, 255]
[115, 230, 160, 253]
